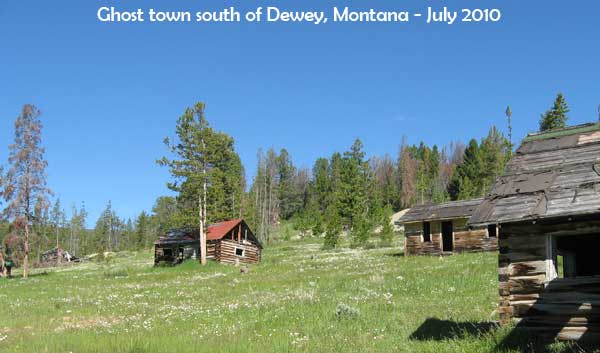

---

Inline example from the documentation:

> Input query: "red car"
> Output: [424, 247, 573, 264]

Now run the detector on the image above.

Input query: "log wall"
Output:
[454, 218, 498, 253]
[405, 222, 442, 256]
[498, 218, 600, 341]
[216, 239, 261, 264]
[404, 218, 497, 256]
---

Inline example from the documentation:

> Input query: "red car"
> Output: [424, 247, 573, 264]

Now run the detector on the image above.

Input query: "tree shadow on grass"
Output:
[409, 318, 596, 352]
[493, 328, 594, 353]
[6, 270, 51, 279]
[409, 318, 499, 341]
[383, 251, 404, 257]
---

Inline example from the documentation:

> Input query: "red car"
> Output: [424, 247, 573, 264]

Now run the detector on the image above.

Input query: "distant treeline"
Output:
[0, 94, 571, 268]
[148, 102, 513, 248]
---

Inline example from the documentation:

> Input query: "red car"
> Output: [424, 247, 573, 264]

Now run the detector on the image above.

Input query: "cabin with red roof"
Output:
[154, 219, 262, 265]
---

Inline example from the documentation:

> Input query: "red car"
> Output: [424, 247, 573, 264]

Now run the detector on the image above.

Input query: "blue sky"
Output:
[1, 0, 599, 224]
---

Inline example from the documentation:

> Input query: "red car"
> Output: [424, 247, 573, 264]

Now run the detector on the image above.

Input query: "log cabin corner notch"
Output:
[469, 122, 600, 341]
[154, 219, 262, 266]
[397, 199, 498, 256]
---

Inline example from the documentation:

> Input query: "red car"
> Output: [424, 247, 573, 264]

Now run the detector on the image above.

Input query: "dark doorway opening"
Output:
[487, 224, 497, 238]
[441, 221, 453, 252]
[422, 222, 431, 242]
[555, 235, 600, 277]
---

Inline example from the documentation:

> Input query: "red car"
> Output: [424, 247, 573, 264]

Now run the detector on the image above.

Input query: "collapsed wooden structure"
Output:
[469, 123, 600, 341]
[40, 247, 78, 266]
[397, 199, 498, 256]
[154, 219, 262, 265]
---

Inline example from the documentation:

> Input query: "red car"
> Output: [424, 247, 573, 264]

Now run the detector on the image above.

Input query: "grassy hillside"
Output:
[0, 238, 587, 353]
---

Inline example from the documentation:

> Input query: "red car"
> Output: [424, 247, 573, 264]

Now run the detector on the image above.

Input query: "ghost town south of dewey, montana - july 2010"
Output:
[96, 6, 422, 25]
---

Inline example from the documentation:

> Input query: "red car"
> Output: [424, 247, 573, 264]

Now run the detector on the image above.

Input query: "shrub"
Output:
[335, 303, 360, 320]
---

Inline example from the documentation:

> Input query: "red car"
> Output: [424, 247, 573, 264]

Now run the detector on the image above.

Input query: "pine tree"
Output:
[328, 152, 344, 211]
[158, 102, 244, 264]
[69, 202, 86, 256]
[33, 196, 50, 262]
[479, 126, 510, 194]
[448, 139, 481, 200]
[323, 205, 341, 249]
[151, 196, 177, 235]
[448, 127, 510, 200]
[539, 93, 569, 131]
[350, 216, 370, 248]
[379, 205, 394, 248]
[95, 201, 116, 252]
[311, 158, 329, 212]
[50, 198, 62, 250]
[277, 149, 303, 220]
[2, 105, 52, 278]
[398, 139, 417, 208]
[75, 202, 88, 255]
[415, 147, 431, 204]
[339, 139, 369, 227]
[135, 211, 150, 249]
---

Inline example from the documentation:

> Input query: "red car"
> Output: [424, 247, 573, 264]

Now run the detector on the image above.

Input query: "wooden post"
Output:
[238, 223, 242, 242]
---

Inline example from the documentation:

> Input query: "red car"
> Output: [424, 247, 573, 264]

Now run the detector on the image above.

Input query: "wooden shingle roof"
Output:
[469, 123, 600, 226]
[397, 198, 483, 224]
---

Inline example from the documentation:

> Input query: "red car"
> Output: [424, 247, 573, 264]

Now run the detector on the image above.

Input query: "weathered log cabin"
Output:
[469, 123, 600, 341]
[154, 219, 261, 265]
[397, 199, 498, 256]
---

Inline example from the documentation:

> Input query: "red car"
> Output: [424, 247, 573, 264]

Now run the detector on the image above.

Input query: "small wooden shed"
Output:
[397, 199, 498, 256]
[154, 219, 262, 265]
[469, 123, 600, 341]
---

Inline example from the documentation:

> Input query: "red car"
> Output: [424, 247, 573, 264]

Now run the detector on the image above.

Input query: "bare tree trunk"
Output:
[56, 224, 61, 266]
[24, 222, 30, 278]
[108, 215, 112, 252]
[24, 175, 31, 278]
[262, 169, 268, 242]
[0, 251, 5, 277]
[199, 140, 207, 265]
[267, 178, 272, 243]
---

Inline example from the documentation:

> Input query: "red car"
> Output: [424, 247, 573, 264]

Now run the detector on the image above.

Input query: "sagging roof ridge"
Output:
[523, 122, 600, 142]
[513, 138, 600, 159]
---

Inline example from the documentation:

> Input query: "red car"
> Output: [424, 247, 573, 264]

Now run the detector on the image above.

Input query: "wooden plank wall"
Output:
[454, 219, 498, 253]
[216, 239, 261, 264]
[499, 219, 600, 341]
[405, 222, 442, 256]
[404, 218, 497, 256]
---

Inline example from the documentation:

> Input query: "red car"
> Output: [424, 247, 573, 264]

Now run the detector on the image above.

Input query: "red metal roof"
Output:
[206, 219, 242, 240]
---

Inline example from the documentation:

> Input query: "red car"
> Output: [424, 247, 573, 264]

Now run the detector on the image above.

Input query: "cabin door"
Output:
[441, 221, 454, 252]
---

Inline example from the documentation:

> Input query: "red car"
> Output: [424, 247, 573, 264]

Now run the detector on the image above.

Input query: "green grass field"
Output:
[0, 238, 589, 353]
